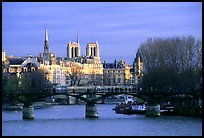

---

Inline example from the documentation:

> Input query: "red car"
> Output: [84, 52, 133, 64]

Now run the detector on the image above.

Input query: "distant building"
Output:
[132, 49, 144, 86]
[2, 26, 141, 88]
[2, 51, 9, 73]
[56, 57, 63, 65]
[67, 33, 80, 59]
[2, 55, 41, 78]
[39, 25, 56, 65]
[6, 56, 26, 76]
[86, 42, 100, 57]
[21, 55, 40, 73]
[2, 51, 6, 62]
[43, 64, 66, 85]
[65, 35, 103, 86]
[43, 25, 50, 64]
[103, 60, 131, 86]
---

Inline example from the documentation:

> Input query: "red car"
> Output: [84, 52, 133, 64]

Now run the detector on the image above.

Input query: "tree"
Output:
[3, 74, 32, 104]
[89, 71, 103, 86]
[30, 69, 49, 93]
[21, 69, 53, 104]
[2, 72, 10, 94]
[2, 69, 52, 105]
[103, 73, 112, 86]
[3, 75, 20, 104]
[69, 64, 84, 86]
[139, 36, 202, 92]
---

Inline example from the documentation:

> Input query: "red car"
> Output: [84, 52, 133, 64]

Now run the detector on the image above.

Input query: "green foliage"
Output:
[19, 75, 33, 93]
[3, 69, 52, 105]
[3, 75, 32, 104]
[5, 76, 20, 94]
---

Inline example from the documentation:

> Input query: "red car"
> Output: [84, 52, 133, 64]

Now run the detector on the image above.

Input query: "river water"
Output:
[2, 104, 202, 136]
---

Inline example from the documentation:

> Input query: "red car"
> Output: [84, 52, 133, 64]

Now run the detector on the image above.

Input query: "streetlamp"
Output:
[140, 87, 142, 92]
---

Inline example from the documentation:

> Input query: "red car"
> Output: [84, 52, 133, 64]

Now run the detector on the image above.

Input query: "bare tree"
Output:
[69, 64, 84, 86]
[89, 70, 103, 86]
[91, 74, 103, 86]
[139, 36, 202, 92]
[103, 73, 112, 86]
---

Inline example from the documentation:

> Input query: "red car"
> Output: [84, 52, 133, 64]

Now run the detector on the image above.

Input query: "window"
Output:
[117, 78, 121, 83]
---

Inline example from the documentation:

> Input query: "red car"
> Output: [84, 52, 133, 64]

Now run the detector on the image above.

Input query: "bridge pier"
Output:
[22, 105, 34, 119]
[146, 104, 160, 117]
[85, 103, 98, 118]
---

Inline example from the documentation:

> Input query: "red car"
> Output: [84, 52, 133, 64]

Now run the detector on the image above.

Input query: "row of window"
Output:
[104, 70, 122, 74]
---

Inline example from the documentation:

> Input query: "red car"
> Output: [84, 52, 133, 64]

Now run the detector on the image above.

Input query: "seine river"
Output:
[2, 104, 202, 136]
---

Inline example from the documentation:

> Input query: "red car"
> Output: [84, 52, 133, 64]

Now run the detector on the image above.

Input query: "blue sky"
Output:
[2, 2, 202, 64]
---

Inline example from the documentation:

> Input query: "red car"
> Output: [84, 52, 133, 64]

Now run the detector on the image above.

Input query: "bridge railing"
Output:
[65, 85, 136, 93]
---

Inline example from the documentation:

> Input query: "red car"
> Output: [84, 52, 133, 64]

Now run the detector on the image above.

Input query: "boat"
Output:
[131, 102, 147, 114]
[113, 101, 147, 115]
[160, 106, 175, 115]
[113, 100, 176, 115]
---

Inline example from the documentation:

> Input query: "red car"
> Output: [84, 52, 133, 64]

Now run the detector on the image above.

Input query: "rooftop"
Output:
[7, 57, 26, 65]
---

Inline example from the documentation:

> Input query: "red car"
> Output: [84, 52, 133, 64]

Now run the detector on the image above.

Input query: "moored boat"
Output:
[160, 106, 175, 115]
[113, 101, 147, 115]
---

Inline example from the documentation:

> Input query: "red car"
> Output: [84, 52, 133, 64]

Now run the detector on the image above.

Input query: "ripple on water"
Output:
[2, 104, 202, 136]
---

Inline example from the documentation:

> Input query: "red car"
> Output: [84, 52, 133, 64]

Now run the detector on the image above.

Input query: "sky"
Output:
[2, 2, 202, 65]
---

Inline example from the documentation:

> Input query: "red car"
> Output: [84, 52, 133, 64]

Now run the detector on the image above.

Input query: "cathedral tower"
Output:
[67, 33, 81, 59]
[86, 41, 100, 57]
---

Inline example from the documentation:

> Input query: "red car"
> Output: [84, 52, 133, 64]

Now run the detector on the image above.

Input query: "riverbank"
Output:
[2, 102, 60, 110]
[2, 102, 202, 118]
[2, 101, 119, 111]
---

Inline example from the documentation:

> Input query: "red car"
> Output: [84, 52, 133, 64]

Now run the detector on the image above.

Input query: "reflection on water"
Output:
[2, 104, 202, 136]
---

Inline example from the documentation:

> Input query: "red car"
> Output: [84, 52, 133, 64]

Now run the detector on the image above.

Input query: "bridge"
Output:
[2, 86, 202, 119]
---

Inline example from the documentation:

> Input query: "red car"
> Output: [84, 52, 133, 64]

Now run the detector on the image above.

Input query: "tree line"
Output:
[139, 35, 202, 92]
[2, 69, 52, 104]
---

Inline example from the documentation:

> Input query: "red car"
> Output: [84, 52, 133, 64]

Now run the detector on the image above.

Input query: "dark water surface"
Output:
[2, 104, 202, 136]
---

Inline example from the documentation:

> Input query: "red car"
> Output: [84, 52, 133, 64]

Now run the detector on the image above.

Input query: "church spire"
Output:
[77, 30, 79, 45]
[45, 24, 49, 41]
[44, 25, 49, 53]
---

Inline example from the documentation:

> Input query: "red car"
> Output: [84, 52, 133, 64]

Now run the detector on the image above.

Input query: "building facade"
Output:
[2, 51, 6, 62]
[103, 60, 131, 86]
[132, 49, 144, 86]
[21, 56, 40, 73]
[6, 56, 26, 76]
[41, 64, 66, 85]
